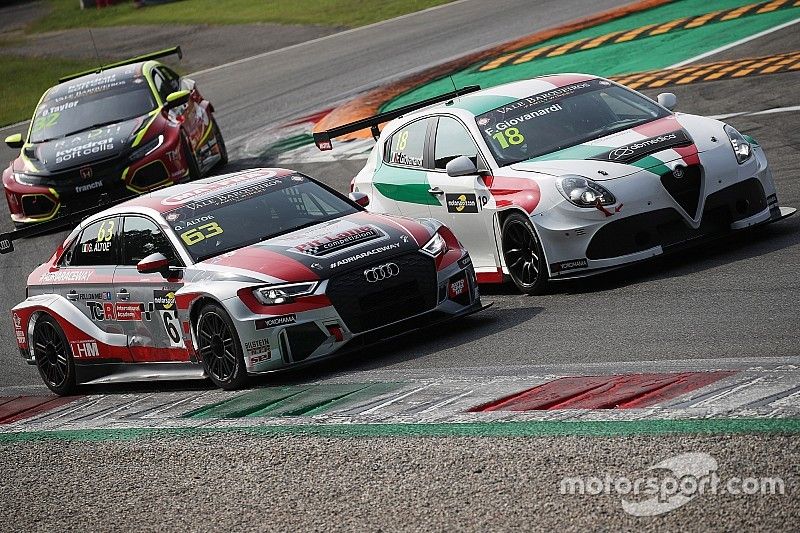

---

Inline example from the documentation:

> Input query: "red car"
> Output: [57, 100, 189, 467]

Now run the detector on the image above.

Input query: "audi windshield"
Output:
[164, 174, 359, 262]
[476, 79, 670, 166]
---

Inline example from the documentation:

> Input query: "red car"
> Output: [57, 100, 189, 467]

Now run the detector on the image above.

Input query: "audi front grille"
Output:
[326, 253, 438, 333]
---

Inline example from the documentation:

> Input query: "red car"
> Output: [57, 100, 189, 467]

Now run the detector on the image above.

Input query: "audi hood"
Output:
[196, 212, 432, 283]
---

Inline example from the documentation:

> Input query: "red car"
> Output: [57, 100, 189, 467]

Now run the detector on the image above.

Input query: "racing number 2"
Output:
[492, 127, 525, 149]
[180, 222, 223, 246]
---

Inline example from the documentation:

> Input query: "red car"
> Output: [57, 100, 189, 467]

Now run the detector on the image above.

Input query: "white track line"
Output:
[190, 0, 475, 77]
[710, 104, 800, 120]
[668, 17, 800, 68]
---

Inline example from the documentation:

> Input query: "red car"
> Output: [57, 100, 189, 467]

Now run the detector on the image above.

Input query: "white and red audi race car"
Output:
[8, 168, 483, 394]
[314, 74, 795, 294]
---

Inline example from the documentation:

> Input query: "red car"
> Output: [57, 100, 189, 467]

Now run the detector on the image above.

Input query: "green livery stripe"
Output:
[374, 164, 440, 205]
[2, 418, 799, 443]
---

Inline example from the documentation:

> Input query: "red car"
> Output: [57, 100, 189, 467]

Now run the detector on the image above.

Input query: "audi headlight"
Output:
[421, 232, 447, 257]
[13, 172, 42, 185]
[252, 281, 318, 305]
[128, 134, 164, 162]
[556, 175, 616, 207]
[724, 125, 752, 164]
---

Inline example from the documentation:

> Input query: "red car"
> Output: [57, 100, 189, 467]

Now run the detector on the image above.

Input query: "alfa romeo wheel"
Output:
[32, 315, 76, 395]
[501, 212, 548, 295]
[196, 303, 247, 390]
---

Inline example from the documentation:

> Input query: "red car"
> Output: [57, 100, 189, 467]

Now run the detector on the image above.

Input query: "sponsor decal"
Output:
[292, 225, 381, 256]
[16, 331, 26, 345]
[250, 353, 271, 365]
[13, 313, 24, 345]
[551, 258, 589, 274]
[103, 302, 116, 320]
[0, 237, 13, 254]
[245, 338, 271, 357]
[75, 180, 103, 194]
[458, 255, 472, 270]
[364, 262, 400, 283]
[116, 302, 143, 321]
[255, 314, 297, 330]
[329, 242, 401, 269]
[55, 137, 115, 164]
[76, 291, 111, 301]
[153, 290, 176, 310]
[672, 165, 685, 179]
[446, 193, 479, 213]
[160, 171, 277, 206]
[79, 166, 93, 180]
[40, 270, 92, 283]
[71, 340, 100, 358]
[449, 277, 467, 298]
[589, 130, 691, 164]
[12, 313, 22, 330]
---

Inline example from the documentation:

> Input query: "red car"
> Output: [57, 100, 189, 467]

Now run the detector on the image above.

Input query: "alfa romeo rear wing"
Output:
[0, 197, 132, 254]
[58, 46, 183, 83]
[312, 85, 481, 151]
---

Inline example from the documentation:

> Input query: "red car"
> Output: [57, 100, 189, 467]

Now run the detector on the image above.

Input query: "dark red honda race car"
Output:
[2, 47, 226, 227]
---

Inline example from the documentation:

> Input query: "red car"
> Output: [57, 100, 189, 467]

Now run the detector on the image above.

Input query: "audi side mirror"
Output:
[657, 92, 677, 111]
[446, 155, 479, 177]
[164, 89, 190, 109]
[349, 191, 370, 207]
[137, 252, 170, 275]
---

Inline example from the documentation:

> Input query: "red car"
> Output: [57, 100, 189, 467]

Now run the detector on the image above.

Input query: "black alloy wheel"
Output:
[196, 304, 247, 390]
[501, 212, 548, 295]
[33, 315, 76, 395]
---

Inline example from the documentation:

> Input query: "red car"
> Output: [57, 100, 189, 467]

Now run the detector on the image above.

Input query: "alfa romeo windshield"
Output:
[164, 174, 359, 262]
[476, 79, 670, 166]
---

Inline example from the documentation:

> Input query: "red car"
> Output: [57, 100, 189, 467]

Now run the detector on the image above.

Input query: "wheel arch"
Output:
[494, 207, 551, 276]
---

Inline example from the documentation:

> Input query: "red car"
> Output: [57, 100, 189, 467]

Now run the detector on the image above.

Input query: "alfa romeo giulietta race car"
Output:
[3, 47, 226, 227]
[11, 168, 482, 394]
[314, 74, 795, 294]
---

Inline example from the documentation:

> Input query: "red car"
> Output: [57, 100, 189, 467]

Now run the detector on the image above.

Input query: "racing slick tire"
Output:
[181, 130, 201, 181]
[32, 314, 77, 396]
[211, 117, 228, 168]
[501, 212, 548, 295]
[196, 303, 248, 390]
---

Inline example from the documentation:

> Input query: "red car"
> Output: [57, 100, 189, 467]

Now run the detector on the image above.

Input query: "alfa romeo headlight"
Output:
[252, 281, 318, 305]
[724, 125, 752, 164]
[556, 175, 616, 207]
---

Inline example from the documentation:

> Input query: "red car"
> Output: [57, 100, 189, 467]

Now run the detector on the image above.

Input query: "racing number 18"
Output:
[492, 127, 525, 149]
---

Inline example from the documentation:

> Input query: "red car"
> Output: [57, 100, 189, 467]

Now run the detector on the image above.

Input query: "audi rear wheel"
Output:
[501, 212, 548, 295]
[33, 315, 76, 396]
[196, 303, 248, 390]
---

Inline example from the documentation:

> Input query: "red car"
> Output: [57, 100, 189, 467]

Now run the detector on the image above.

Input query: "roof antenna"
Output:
[88, 28, 102, 73]
[448, 75, 458, 92]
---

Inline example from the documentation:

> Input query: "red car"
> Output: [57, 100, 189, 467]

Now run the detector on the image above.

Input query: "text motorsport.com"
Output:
[558, 452, 785, 516]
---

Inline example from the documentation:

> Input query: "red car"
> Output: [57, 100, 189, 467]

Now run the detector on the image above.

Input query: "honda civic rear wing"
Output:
[312, 85, 480, 151]
[58, 46, 183, 83]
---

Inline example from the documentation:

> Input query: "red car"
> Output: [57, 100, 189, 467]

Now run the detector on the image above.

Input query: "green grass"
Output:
[0, 55, 103, 127]
[31, 0, 454, 33]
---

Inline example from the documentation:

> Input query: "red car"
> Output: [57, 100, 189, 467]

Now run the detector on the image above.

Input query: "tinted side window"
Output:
[385, 119, 430, 168]
[70, 218, 119, 266]
[122, 217, 176, 266]
[434, 117, 480, 170]
[152, 70, 176, 102]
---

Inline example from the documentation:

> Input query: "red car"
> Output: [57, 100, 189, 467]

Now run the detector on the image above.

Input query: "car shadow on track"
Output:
[550, 220, 799, 295]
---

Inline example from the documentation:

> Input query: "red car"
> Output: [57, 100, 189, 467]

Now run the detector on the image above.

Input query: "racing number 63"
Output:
[96, 219, 114, 242]
[180, 222, 223, 246]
